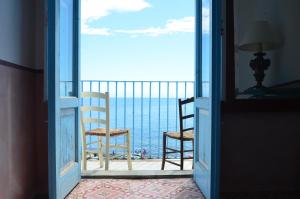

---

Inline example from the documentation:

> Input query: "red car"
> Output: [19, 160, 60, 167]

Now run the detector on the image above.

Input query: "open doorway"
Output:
[73, 0, 196, 175]
[50, 0, 221, 197]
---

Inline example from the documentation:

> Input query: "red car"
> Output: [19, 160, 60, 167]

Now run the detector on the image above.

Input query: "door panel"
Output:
[194, 0, 221, 198]
[60, 109, 76, 172]
[48, 0, 81, 198]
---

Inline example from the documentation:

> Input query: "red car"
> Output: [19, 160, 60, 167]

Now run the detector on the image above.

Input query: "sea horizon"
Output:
[82, 97, 194, 159]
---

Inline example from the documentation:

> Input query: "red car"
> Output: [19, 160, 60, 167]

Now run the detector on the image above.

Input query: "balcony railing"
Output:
[61, 80, 197, 159]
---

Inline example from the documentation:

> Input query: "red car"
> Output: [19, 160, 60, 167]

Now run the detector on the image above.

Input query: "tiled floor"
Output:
[85, 159, 193, 171]
[66, 178, 203, 199]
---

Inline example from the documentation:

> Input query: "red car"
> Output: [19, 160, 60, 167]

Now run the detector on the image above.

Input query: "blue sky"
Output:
[80, 0, 196, 81]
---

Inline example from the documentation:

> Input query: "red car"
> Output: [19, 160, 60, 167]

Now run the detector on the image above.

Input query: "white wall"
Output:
[234, 0, 300, 91]
[273, 0, 300, 84]
[34, 0, 45, 70]
[0, 0, 38, 69]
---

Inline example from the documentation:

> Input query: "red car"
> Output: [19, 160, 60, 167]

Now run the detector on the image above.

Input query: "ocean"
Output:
[82, 97, 194, 159]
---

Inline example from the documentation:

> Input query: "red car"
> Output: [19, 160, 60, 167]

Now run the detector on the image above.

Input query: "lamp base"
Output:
[250, 52, 270, 88]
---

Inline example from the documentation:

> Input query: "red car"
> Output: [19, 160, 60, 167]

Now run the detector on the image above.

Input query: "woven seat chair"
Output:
[80, 92, 132, 171]
[161, 97, 194, 170]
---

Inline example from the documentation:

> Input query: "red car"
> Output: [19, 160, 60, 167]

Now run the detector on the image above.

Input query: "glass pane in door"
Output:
[60, 0, 74, 97]
[202, 0, 212, 97]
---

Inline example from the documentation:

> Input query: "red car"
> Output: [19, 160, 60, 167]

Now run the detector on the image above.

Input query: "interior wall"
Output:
[0, 0, 36, 69]
[0, 0, 47, 198]
[221, 0, 300, 193]
[35, 74, 48, 197]
[34, 0, 48, 196]
[0, 67, 37, 199]
[220, 112, 300, 192]
[234, 0, 300, 91]
[273, 0, 300, 84]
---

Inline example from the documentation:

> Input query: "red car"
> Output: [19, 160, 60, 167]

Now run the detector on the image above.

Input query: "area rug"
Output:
[66, 178, 204, 199]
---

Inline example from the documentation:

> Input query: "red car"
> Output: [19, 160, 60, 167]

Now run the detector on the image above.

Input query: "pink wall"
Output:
[0, 65, 48, 198]
[34, 74, 48, 196]
[0, 65, 36, 199]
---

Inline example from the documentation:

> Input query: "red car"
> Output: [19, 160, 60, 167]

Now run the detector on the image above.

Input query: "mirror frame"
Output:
[223, 0, 300, 112]
[225, 0, 235, 102]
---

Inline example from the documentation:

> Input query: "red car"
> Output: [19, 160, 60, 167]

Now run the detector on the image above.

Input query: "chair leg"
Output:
[161, 132, 166, 170]
[105, 136, 110, 171]
[98, 136, 103, 168]
[127, 130, 132, 170]
[180, 140, 184, 170]
[82, 134, 87, 170]
[192, 139, 194, 169]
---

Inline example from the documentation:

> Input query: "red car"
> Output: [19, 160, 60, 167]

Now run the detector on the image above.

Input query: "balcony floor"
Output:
[85, 159, 193, 171]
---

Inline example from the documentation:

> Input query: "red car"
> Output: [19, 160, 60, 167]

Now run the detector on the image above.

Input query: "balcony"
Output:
[61, 80, 195, 171]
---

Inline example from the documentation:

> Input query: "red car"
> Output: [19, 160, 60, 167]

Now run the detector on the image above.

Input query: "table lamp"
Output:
[239, 20, 280, 94]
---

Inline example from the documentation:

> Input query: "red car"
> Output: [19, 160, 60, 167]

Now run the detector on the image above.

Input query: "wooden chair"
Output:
[161, 97, 194, 170]
[80, 92, 132, 171]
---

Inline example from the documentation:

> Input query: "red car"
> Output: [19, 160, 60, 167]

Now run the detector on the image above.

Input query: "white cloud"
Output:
[116, 16, 195, 37]
[81, 0, 151, 35]
[81, 24, 111, 36]
[80, 1, 209, 37]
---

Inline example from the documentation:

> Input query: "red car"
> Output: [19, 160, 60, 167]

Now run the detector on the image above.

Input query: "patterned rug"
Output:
[66, 178, 204, 199]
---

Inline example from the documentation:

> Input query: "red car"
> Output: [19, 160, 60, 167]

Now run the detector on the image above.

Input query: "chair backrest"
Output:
[178, 97, 194, 138]
[80, 92, 110, 136]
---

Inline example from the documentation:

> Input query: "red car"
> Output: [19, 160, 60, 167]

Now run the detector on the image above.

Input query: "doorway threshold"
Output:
[81, 170, 193, 179]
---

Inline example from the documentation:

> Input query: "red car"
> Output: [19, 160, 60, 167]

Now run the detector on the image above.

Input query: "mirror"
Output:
[232, 0, 300, 99]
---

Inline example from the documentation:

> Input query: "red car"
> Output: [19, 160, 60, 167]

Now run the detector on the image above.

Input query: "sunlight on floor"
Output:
[84, 159, 193, 171]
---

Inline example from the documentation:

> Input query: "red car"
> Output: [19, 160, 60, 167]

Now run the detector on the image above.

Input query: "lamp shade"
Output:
[239, 20, 280, 52]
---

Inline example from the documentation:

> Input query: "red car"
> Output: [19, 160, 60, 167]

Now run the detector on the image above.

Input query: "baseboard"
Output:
[221, 191, 300, 199]
[81, 170, 193, 179]
[34, 193, 48, 199]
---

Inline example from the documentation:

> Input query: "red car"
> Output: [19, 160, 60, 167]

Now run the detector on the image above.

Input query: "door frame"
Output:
[46, 0, 221, 196]
[210, 0, 221, 197]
